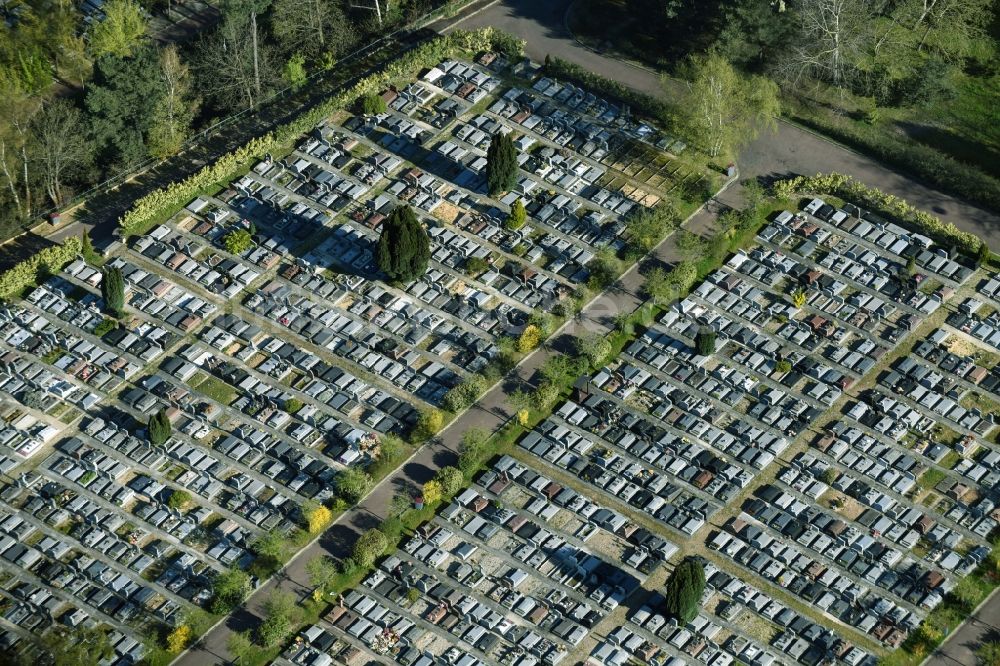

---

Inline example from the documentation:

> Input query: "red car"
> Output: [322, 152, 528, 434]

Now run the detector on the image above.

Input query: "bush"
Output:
[465, 256, 490, 275]
[0, 238, 80, 300]
[517, 324, 541, 353]
[223, 228, 253, 255]
[93, 318, 117, 337]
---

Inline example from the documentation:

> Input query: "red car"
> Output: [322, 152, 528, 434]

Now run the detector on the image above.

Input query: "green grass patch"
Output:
[918, 468, 946, 490]
[189, 373, 238, 406]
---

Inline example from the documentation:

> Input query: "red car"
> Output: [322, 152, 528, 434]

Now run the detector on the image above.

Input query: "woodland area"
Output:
[570, 0, 1000, 209]
[0, 0, 449, 240]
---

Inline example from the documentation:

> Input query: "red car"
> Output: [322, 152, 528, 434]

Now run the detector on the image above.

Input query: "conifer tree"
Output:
[663, 557, 705, 623]
[101, 265, 125, 317]
[486, 132, 518, 197]
[376, 205, 430, 282]
[148, 408, 171, 447]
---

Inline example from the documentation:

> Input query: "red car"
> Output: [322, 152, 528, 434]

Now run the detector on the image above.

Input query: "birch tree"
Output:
[148, 45, 198, 158]
[0, 76, 39, 221]
[785, 0, 871, 87]
[677, 53, 780, 159]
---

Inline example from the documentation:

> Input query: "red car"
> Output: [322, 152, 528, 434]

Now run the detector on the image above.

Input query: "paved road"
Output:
[450, 0, 1000, 249]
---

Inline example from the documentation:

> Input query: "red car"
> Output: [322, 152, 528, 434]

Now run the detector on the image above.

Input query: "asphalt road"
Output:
[176, 1, 1000, 663]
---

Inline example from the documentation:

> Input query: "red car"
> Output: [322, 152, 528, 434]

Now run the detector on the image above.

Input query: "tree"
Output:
[257, 591, 298, 647]
[663, 557, 705, 623]
[377, 433, 404, 465]
[624, 204, 678, 253]
[31, 100, 93, 207]
[251, 529, 287, 564]
[821, 467, 838, 485]
[417, 408, 443, 437]
[195, 2, 276, 111]
[302, 501, 332, 534]
[336, 467, 373, 504]
[283, 53, 307, 89]
[101, 265, 125, 316]
[507, 389, 533, 427]
[677, 53, 780, 159]
[86, 45, 166, 170]
[505, 199, 527, 230]
[775, 359, 792, 374]
[694, 326, 716, 355]
[270, 0, 356, 61]
[148, 408, 171, 446]
[227, 631, 256, 666]
[376, 205, 430, 282]
[166, 624, 191, 653]
[644, 267, 673, 305]
[465, 256, 489, 276]
[459, 428, 490, 476]
[88, 0, 148, 59]
[306, 555, 338, 592]
[574, 333, 612, 368]
[422, 479, 442, 505]
[148, 45, 198, 159]
[209, 567, 251, 614]
[168, 489, 191, 510]
[353, 528, 388, 567]
[486, 132, 518, 196]
[0, 77, 40, 222]
[534, 382, 561, 410]
[791, 288, 807, 308]
[360, 91, 387, 116]
[388, 492, 412, 517]
[221, 228, 253, 255]
[435, 466, 465, 497]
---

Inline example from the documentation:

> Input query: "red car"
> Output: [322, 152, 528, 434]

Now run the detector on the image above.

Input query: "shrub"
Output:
[360, 91, 387, 116]
[93, 318, 117, 337]
[223, 228, 253, 255]
[166, 625, 191, 653]
[517, 324, 541, 353]
[465, 256, 490, 275]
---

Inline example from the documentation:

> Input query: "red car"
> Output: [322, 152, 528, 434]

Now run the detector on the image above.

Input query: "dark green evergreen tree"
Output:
[486, 132, 518, 197]
[148, 408, 171, 447]
[101, 265, 125, 317]
[376, 205, 430, 282]
[663, 556, 705, 623]
[695, 326, 716, 355]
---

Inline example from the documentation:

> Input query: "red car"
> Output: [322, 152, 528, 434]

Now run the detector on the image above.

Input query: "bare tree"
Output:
[31, 99, 92, 207]
[783, 0, 872, 87]
[196, 6, 276, 111]
[271, 0, 356, 60]
[0, 77, 39, 220]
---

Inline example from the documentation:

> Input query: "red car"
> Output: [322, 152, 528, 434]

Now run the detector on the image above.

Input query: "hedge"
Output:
[0, 237, 82, 300]
[119, 28, 525, 237]
[774, 172, 983, 257]
[543, 55, 672, 124]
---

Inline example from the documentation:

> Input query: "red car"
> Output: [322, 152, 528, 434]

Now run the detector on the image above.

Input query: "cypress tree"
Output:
[664, 557, 705, 623]
[486, 132, 518, 197]
[101, 265, 125, 317]
[377, 205, 430, 282]
[148, 408, 171, 447]
[695, 326, 716, 356]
